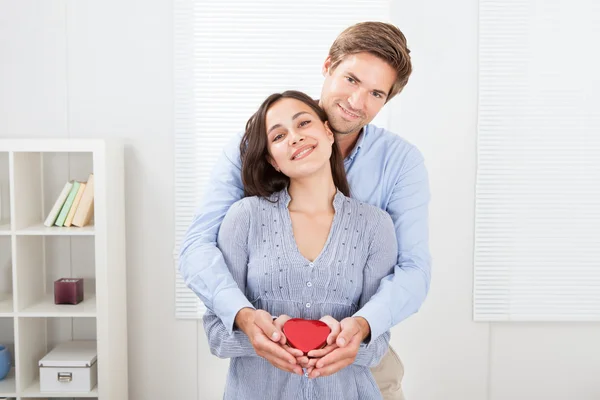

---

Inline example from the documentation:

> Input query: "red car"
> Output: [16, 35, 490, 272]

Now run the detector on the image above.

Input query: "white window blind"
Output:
[174, 1, 391, 318]
[474, 0, 600, 321]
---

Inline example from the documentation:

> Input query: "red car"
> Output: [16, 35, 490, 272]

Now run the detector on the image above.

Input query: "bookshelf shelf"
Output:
[0, 296, 14, 316]
[22, 377, 99, 397]
[15, 223, 95, 236]
[0, 139, 127, 400]
[19, 295, 96, 318]
[0, 369, 16, 397]
[0, 222, 10, 235]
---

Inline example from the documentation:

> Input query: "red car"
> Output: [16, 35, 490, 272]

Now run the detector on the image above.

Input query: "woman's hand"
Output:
[300, 315, 342, 372]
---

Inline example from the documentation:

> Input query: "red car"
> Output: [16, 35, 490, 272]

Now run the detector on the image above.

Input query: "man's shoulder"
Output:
[222, 132, 244, 157]
[364, 124, 425, 168]
[366, 124, 421, 156]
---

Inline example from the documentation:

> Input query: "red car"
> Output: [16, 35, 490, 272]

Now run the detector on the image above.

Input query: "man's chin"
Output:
[325, 107, 364, 134]
[330, 121, 362, 135]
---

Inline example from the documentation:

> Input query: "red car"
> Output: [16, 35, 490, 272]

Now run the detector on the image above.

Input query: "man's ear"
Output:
[322, 55, 333, 77]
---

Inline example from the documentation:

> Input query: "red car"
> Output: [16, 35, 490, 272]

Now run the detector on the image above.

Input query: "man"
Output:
[179, 21, 431, 400]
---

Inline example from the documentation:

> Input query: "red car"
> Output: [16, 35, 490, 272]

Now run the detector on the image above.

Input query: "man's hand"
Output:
[305, 317, 370, 378]
[234, 308, 304, 375]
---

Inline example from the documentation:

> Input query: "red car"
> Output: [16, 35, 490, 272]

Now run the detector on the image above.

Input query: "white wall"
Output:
[1, 1, 599, 399]
[390, 1, 490, 399]
[0, 1, 197, 399]
[390, 1, 600, 400]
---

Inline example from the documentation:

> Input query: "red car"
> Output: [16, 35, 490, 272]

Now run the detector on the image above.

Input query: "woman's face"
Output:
[265, 98, 334, 179]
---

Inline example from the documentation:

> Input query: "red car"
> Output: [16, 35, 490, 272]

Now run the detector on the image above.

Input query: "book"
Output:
[64, 182, 87, 227]
[54, 181, 81, 227]
[43, 181, 73, 227]
[72, 173, 95, 227]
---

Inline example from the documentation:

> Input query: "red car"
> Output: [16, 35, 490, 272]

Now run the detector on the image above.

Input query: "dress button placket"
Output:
[305, 261, 315, 315]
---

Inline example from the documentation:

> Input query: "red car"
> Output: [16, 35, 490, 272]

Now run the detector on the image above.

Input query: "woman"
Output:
[203, 91, 397, 400]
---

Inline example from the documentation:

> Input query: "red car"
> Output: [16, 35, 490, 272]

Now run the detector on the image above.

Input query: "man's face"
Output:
[319, 52, 397, 135]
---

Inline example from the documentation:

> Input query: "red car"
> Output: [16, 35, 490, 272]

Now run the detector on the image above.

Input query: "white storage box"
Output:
[38, 340, 98, 392]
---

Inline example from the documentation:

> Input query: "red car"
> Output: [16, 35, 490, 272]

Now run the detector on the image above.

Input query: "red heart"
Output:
[283, 318, 331, 354]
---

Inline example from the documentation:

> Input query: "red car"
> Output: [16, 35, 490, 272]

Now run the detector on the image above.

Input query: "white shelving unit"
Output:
[0, 139, 127, 400]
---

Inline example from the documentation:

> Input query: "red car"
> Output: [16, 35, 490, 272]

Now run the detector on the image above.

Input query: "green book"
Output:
[54, 181, 81, 227]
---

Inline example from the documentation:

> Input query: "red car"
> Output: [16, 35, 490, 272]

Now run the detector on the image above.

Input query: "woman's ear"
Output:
[324, 121, 335, 144]
[267, 155, 280, 172]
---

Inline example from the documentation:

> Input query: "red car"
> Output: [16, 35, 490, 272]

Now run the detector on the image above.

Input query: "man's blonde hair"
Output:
[328, 21, 412, 101]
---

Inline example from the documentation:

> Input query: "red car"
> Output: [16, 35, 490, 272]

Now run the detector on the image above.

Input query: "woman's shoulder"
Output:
[228, 196, 259, 213]
[225, 195, 279, 220]
[342, 195, 394, 242]
[343, 195, 391, 224]
[223, 196, 256, 221]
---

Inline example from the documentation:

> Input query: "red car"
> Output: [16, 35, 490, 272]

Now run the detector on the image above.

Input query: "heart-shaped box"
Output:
[283, 318, 331, 354]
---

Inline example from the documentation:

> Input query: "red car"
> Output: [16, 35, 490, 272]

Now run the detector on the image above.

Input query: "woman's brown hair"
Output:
[240, 90, 350, 199]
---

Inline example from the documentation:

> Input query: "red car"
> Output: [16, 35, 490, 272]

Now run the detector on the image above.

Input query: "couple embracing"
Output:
[180, 21, 431, 400]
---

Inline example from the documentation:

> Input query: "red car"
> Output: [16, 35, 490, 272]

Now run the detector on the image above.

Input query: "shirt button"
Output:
[304, 372, 309, 378]
[307, 282, 312, 287]
[308, 262, 314, 267]
[306, 303, 311, 308]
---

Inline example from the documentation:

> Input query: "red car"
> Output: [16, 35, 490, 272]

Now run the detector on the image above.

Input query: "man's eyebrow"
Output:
[348, 72, 388, 98]
[348, 72, 362, 84]
[373, 88, 388, 97]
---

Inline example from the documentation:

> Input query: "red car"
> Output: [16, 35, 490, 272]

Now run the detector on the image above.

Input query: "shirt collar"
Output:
[345, 125, 370, 162]
[273, 186, 346, 212]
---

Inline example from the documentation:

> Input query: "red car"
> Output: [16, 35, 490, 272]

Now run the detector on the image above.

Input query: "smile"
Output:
[338, 104, 361, 119]
[291, 146, 316, 160]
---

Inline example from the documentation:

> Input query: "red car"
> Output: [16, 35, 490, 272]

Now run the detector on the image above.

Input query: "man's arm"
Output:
[203, 310, 258, 358]
[353, 144, 432, 342]
[352, 212, 396, 365]
[178, 134, 253, 333]
[202, 200, 258, 358]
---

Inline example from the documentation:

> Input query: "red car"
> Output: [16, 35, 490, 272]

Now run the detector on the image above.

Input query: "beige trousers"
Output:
[370, 346, 406, 400]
